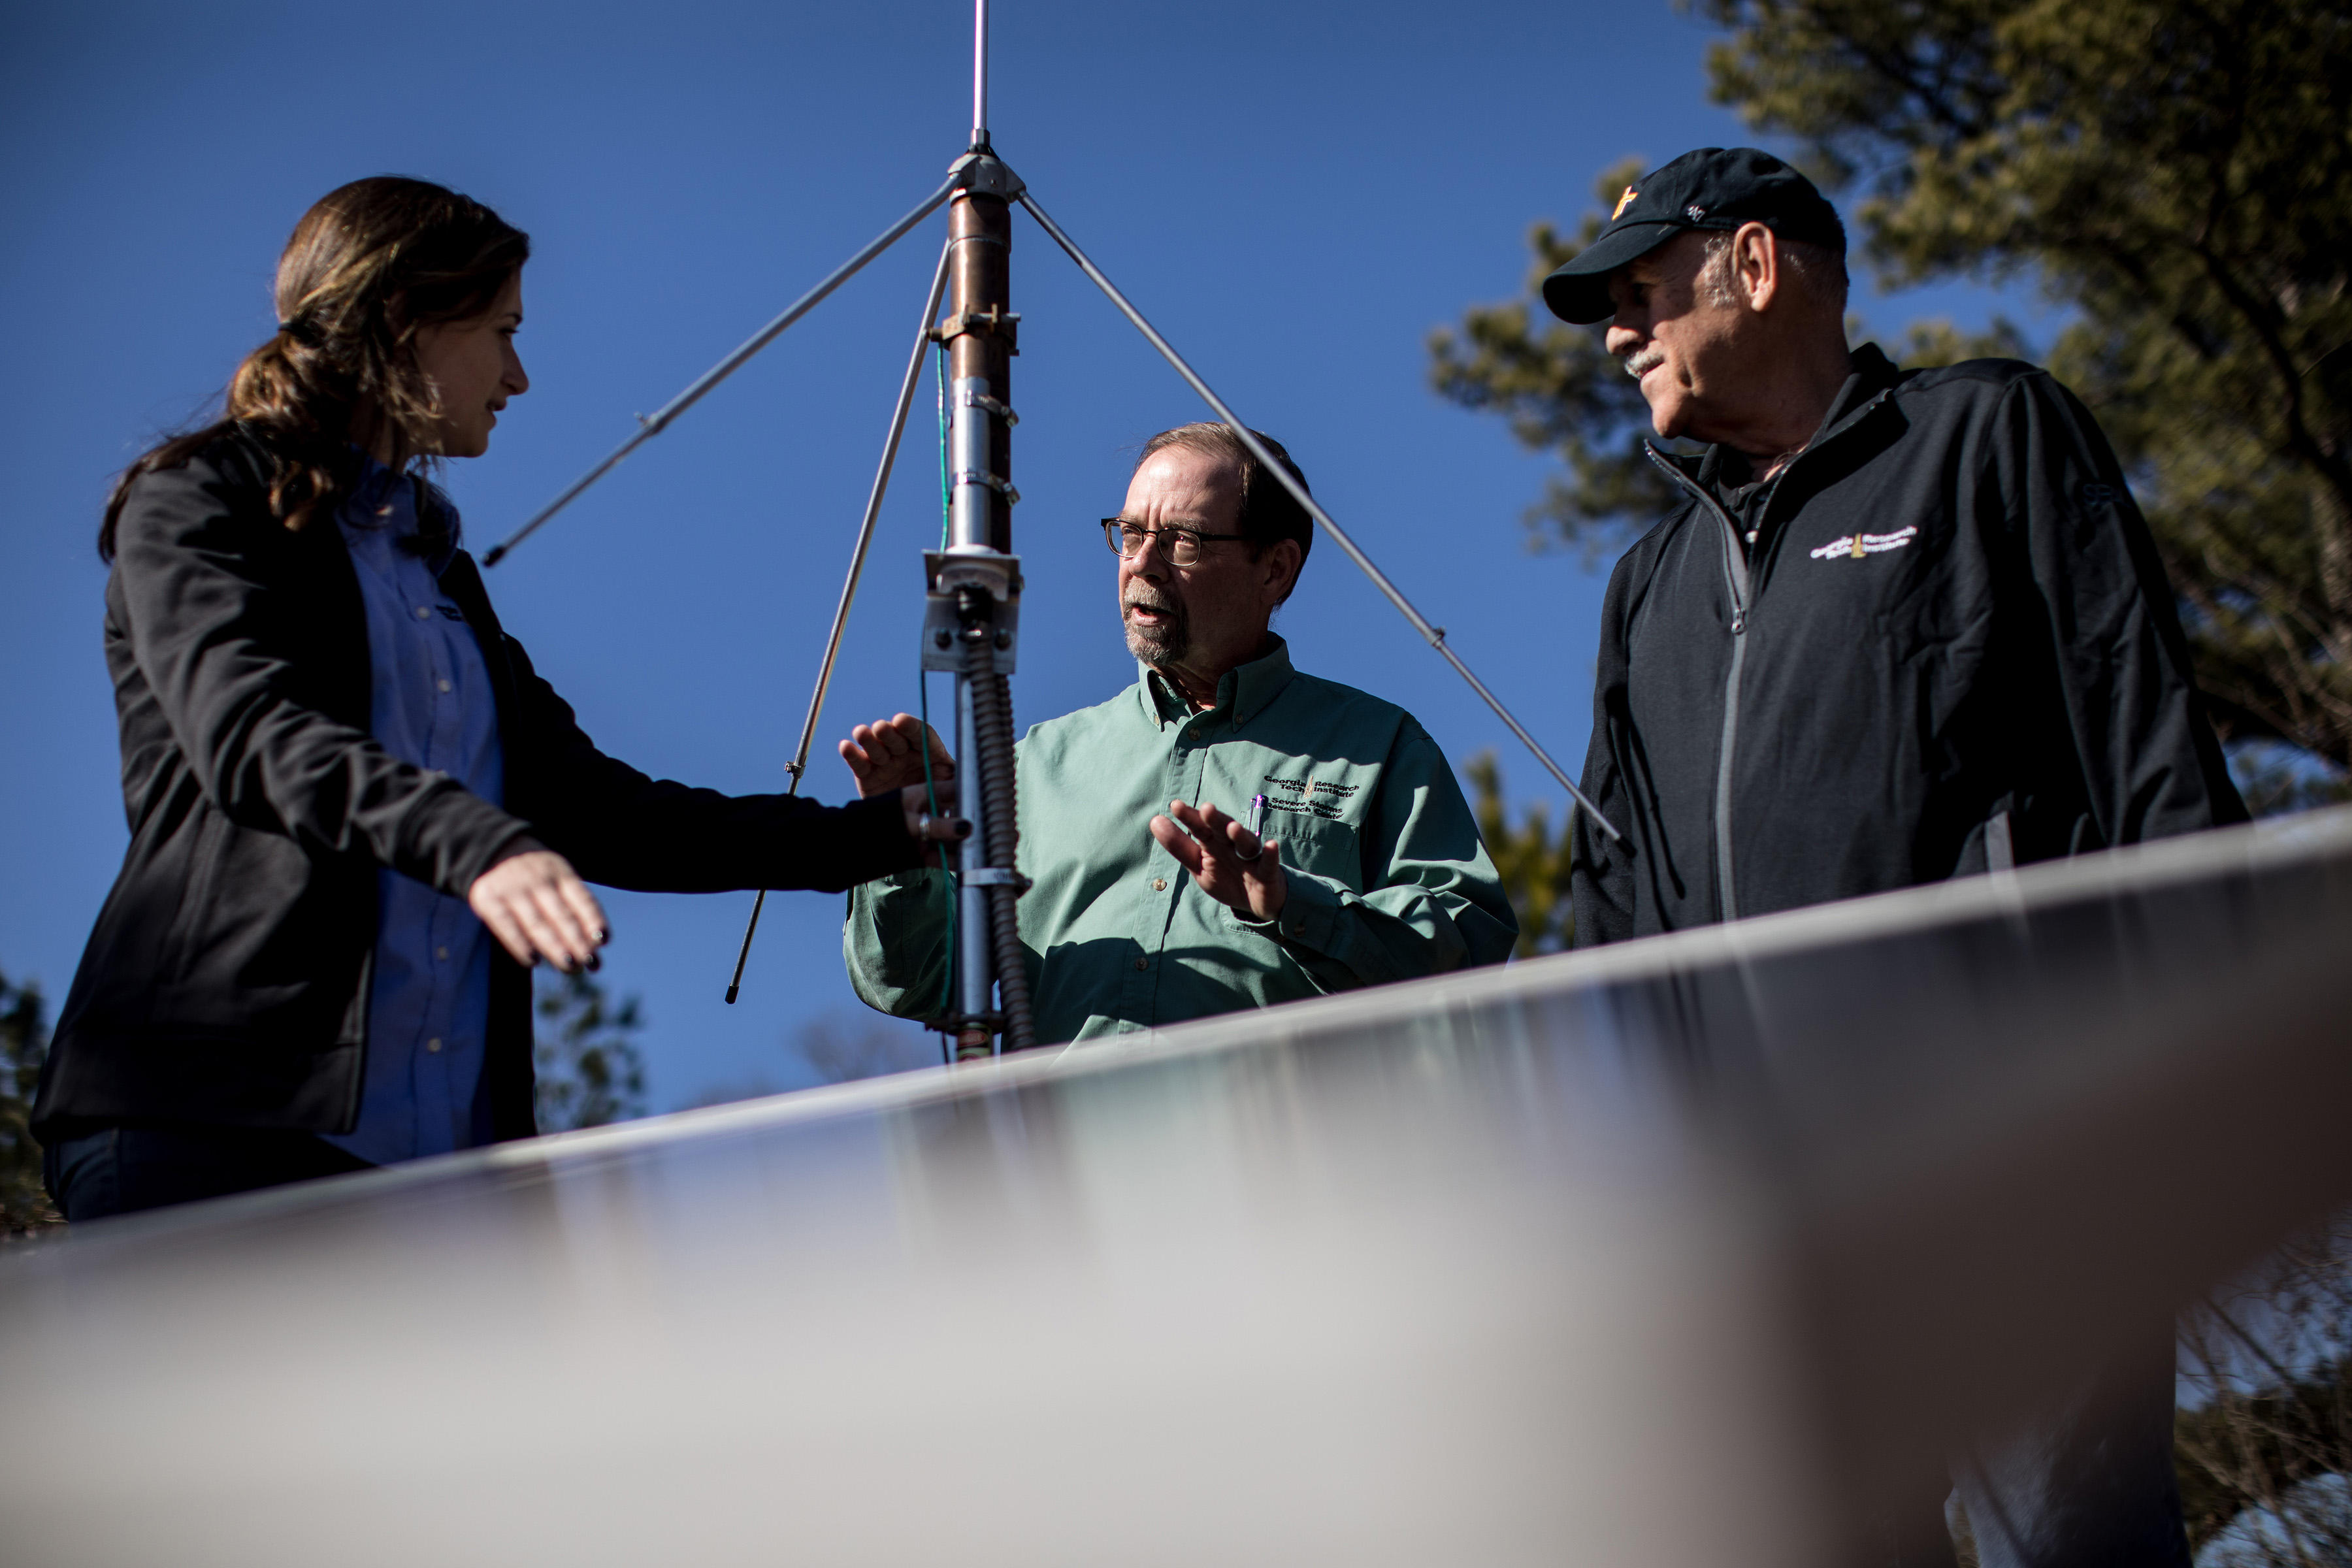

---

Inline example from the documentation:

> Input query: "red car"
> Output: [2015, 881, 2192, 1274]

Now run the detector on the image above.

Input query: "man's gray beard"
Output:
[1124, 606, 1190, 666]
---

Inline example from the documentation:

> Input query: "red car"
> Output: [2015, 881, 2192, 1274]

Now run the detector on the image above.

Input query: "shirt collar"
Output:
[1135, 634, 1299, 730]
[1671, 342, 1904, 489]
[340, 454, 458, 576]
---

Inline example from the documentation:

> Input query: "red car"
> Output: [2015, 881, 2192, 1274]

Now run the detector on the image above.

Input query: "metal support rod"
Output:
[1015, 190, 1625, 843]
[783, 236, 955, 796]
[724, 237, 958, 1006]
[485, 176, 961, 566]
[970, 0, 990, 149]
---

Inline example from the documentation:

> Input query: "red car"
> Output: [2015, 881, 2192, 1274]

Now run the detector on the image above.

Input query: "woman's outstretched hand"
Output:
[900, 785, 973, 867]
[469, 847, 608, 972]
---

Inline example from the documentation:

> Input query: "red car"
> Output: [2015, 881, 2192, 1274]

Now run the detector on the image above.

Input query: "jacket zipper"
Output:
[1644, 448, 1754, 923]
[1641, 389, 1893, 925]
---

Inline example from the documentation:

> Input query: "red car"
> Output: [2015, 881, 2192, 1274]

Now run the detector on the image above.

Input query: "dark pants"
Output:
[1952, 1335, 2191, 1568]
[43, 1124, 374, 1222]
[1880, 1332, 2190, 1568]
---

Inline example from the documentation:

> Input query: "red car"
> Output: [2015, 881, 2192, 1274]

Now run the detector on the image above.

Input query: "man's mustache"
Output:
[1621, 344, 1667, 380]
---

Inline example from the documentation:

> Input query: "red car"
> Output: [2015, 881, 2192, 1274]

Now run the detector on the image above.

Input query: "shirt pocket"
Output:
[1271, 809, 1364, 892]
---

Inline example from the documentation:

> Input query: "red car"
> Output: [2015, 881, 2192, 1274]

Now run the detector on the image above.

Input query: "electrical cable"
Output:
[919, 669, 957, 1058]
[936, 340, 953, 548]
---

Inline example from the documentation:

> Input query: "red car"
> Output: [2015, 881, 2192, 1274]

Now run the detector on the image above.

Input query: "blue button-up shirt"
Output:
[322, 461, 504, 1166]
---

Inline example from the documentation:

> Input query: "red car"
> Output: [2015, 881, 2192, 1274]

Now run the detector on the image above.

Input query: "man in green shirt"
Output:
[838, 423, 1516, 1046]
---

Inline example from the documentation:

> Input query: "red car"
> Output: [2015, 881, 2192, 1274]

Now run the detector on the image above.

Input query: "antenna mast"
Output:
[930, 0, 1036, 1056]
[972, 0, 990, 149]
[489, 0, 1620, 1030]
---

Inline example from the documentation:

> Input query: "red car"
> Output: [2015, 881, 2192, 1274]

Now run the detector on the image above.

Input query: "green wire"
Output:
[935, 341, 952, 549]
[919, 670, 955, 1024]
[925, 341, 962, 1041]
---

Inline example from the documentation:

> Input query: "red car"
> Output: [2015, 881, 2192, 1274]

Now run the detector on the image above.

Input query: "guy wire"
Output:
[486, 176, 960, 566]
[1013, 189, 1624, 845]
[725, 236, 956, 1005]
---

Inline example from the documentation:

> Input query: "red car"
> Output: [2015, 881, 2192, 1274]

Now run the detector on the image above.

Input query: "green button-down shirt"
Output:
[844, 636, 1516, 1044]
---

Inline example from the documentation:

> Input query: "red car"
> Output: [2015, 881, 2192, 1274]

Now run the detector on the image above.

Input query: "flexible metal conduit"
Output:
[967, 667, 1035, 1052]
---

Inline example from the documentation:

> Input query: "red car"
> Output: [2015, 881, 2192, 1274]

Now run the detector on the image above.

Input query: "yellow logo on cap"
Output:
[1612, 186, 1639, 220]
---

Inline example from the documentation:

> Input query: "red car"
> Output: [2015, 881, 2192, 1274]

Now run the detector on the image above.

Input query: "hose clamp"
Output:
[955, 469, 1021, 503]
[958, 388, 1019, 426]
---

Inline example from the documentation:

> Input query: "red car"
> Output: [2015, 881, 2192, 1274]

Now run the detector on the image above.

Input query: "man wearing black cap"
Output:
[1552, 148, 2244, 1566]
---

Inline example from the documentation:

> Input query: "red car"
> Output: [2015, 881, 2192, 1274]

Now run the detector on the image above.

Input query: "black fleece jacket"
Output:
[1570, 345, 2245, 945]
[36, 428, 922, 1141]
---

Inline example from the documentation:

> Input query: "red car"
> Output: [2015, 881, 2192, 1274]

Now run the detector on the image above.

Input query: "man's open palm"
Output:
[1151, 799, 1286, 923]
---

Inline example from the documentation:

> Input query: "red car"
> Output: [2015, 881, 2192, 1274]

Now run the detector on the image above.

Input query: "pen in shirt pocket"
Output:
[1239, 792, 1268, 861]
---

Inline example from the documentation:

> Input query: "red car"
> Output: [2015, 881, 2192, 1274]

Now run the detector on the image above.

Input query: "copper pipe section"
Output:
[946, 188, 1013, 554]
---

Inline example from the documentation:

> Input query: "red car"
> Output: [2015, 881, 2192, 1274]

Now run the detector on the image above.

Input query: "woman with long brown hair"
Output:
[35, 177, 962, 1219]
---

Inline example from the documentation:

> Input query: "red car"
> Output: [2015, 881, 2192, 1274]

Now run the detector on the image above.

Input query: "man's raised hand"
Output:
[1151, 799, 1287, 923]
[840, 713, 955, 798]
[841, 713, 968, 864]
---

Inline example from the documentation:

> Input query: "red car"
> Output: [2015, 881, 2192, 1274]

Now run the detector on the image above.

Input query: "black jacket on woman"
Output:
[35, 428, 920, 1143]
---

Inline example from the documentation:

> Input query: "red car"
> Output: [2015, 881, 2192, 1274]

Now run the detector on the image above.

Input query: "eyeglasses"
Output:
[1102, 518, 1248, 566]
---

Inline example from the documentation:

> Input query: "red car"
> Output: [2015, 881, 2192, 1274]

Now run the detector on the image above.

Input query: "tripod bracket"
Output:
[946, 150, 1026, 201]
[921, 549, 1022, 674]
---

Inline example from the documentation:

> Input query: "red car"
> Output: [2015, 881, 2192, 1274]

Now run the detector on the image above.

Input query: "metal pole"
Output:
[1015, 190, 1624, 844]
[484, 176, 962, 566]
[971, 0, 990, 149]
[947, 189, 1015, 553]
[725, 237, 956, 1005]
[942, 155, 1024, 1058]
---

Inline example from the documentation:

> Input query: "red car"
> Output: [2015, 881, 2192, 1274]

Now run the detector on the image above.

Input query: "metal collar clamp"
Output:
[956, 469, 1020, 503]
[959, 388, 1018, 425]
[932, 304, 1021, 351]
[945, 151, 1025, 201]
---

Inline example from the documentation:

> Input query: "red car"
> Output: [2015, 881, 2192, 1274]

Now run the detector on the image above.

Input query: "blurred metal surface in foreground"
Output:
[5, 809, 2352, 1567]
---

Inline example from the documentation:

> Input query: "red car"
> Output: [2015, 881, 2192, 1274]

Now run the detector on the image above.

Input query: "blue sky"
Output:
[0, 1, 2032, 1110]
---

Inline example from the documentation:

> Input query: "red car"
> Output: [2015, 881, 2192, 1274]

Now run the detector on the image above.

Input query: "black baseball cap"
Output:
[1541, 147, 1846, 325]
